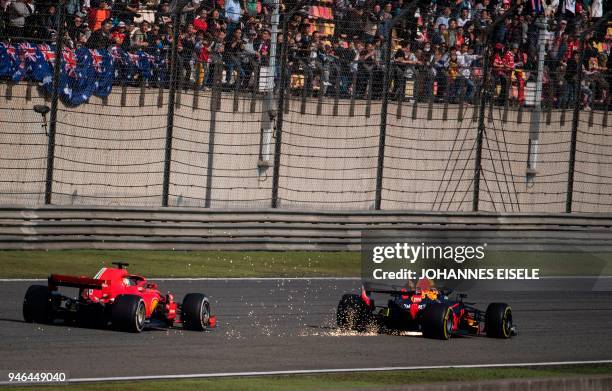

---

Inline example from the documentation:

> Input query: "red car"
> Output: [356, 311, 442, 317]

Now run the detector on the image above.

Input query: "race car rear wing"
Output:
[48, 274, 108, 291]
[363, 282, 453, 297]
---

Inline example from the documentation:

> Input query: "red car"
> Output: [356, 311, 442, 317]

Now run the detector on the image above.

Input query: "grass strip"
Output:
[15, 364, 612, 391]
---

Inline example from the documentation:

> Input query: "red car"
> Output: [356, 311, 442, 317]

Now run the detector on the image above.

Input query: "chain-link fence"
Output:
[0, 0, 610, 212]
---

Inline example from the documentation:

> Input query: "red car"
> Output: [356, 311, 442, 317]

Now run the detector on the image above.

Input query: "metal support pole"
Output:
[374, 25, 393, 210]
[271, 1, 315, 207]
[527, 16, 547, 181]
[472, 49, 488, 212]
[472, 4, 518, 212]
[271, 22, 287, 207]
[374, 0, 419, 210]
[258, 0, 279, 174]
[161, 11, 181, 207]
[44, 1, 65, 205]
[566, 41, 585, 213]
[565, 12, 610, 213]
[204, 61, 222, 208]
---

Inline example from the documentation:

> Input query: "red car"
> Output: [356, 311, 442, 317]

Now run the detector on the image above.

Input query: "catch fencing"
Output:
[0, 3, 610, 213]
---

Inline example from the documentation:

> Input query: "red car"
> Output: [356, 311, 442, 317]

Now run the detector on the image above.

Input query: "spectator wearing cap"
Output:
[111, 20, 128, 45]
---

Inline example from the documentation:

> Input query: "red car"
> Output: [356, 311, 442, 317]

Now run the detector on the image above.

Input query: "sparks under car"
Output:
[23, 262, 216, 332]
[337, 281, 515, 340]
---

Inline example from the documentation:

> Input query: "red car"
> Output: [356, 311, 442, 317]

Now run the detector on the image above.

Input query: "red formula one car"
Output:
[337, 282, 515, 340]
[23, 262, 216, 333]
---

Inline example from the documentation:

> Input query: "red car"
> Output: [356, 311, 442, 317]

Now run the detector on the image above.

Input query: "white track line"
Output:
[14, 359, 611, 384]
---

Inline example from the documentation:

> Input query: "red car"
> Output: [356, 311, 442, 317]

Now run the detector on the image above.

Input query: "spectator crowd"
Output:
[0, 0, 610, 109]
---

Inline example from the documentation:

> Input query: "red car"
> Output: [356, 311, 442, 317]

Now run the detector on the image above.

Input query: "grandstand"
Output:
[0, 0, 610, 213]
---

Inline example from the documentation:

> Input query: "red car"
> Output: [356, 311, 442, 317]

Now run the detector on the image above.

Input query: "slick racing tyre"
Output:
[23, 285, 53, 324]
[182, 293, 211, 331]
[421, 303, 453, 340]
[485, 303, 513, 338]
[112, 295, 146, 333]
[337, 294, 372, 332]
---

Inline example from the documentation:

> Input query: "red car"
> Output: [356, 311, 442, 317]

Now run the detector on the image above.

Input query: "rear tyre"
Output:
[336, 294, 372, 332]
[485, 303, 513, 338]
[421, 303, 453, 340]
[182, 293, 211, 331]
[111, 295, 146, 333]
[23, 285, 52, 323]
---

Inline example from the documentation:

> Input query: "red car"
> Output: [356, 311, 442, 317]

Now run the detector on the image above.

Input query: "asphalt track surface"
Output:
[1, 279, 612, 379]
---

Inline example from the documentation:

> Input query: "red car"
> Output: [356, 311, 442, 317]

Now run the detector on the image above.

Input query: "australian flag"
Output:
[37, 44, 56, 86]
[1, 41, 162, 106]
[90, 49, 113, 97]
[138, 51, 156, 81]
[0, 43, 25, 81]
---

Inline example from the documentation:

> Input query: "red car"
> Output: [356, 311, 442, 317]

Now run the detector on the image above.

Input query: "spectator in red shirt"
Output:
[88, 0, 111, 32]
[110, 21, 127, 45]
[492, 43, 514, 104]
[193, 9, 208, 34]
[509, 43, 525, 104]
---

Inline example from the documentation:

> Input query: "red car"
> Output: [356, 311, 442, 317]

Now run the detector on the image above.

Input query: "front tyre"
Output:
[421, 303, 453, 340]
[485, 303, 513, 338]
[336, 294, 372, 332]
[182, 293, 211, 331]
[23, 285, 53, 323]
[112, 295, 146, 333]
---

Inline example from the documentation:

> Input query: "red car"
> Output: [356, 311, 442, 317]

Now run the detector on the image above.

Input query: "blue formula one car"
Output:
[337, 283, 516, 340]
